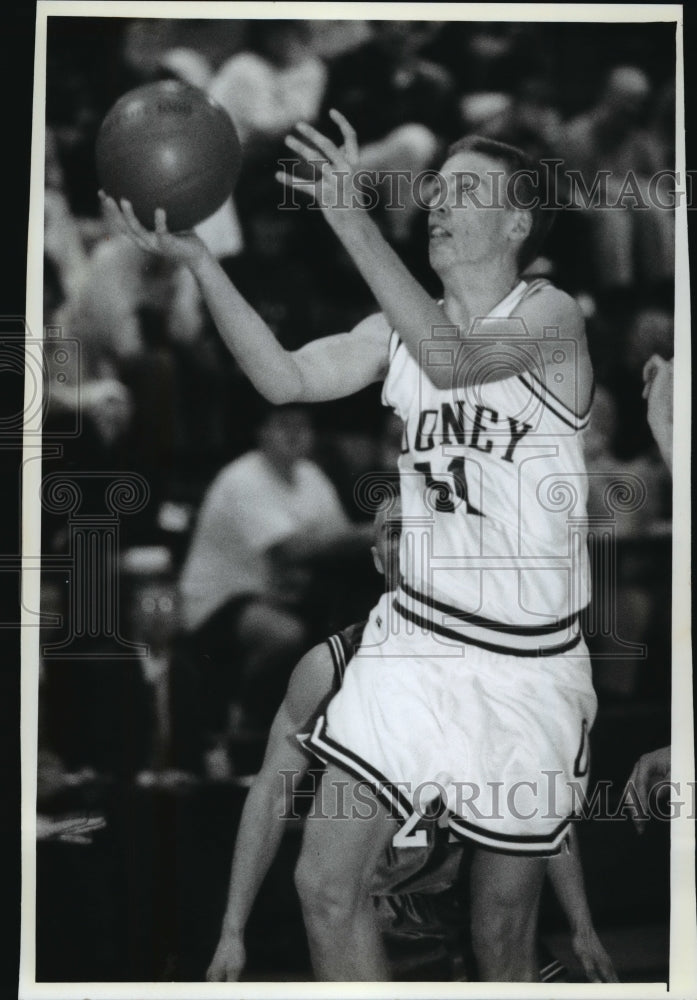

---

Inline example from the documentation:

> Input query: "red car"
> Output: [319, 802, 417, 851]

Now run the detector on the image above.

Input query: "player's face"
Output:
[372, 509, 401, 590]
[427, 151, 518, 275]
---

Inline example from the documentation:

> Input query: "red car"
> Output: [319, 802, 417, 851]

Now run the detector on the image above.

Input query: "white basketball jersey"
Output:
[382, 279, 592, 656]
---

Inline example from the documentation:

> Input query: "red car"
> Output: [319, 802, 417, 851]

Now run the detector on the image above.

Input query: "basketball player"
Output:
[101, 111, 597, 981]
[206, 507, 616, 983]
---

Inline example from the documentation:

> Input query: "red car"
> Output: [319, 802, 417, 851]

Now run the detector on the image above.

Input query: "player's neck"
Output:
[440, 259, 521, 328]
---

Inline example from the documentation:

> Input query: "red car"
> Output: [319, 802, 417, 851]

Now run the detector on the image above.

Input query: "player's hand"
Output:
[98, 191, 210, 268]
[625, 745, 671, 834]
[642, 354, 673, 471]
[570, 924, 619, 982]
[206, 933, 246, 982]
[36, 813, 107, 844]
[278, 110, 363, 221]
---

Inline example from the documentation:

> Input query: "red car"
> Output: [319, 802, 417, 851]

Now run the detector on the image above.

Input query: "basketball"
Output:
[96, 80, 241, 232]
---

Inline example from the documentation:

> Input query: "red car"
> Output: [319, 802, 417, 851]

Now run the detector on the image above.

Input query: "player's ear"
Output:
[371, 545, 384, 576]
[508, 208, 532, 248]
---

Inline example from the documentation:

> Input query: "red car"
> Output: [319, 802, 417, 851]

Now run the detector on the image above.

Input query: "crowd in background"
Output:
[39, 18, 675, 790]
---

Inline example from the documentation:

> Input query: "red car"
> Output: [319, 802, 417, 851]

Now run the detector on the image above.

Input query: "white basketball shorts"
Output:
[306, 592, 598, 856]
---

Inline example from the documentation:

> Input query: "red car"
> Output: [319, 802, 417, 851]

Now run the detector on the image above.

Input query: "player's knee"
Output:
[471, 898, 535, 963]
[471, 905, 508, 956]
[294, 854, 358, 928]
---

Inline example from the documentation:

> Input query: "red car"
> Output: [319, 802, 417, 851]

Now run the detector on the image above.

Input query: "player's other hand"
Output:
[98, 191, 210, 268]
[571, 924, 619, 982]
[642, 354, 673, 471]
[625, 745, 671, 833]
[206, 933, 246, 982]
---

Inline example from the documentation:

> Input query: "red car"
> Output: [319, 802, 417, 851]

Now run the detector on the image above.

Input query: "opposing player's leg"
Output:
[294, 762, 399, 981]
[470, 847, 547, 981]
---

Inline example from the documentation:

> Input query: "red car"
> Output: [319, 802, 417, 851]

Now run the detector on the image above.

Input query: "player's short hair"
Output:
[446, 135, 556, 271]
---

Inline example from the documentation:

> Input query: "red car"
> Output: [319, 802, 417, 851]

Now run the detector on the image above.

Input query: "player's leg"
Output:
[294, 762, 398, 981]
[469, 847, 547, 981]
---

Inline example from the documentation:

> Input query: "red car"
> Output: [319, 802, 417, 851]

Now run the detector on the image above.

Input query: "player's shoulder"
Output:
[336, 620, 368, 660]
[326, 620, 367, 685]
[285, 641, 337, 722]
[519, 282, 586, 340]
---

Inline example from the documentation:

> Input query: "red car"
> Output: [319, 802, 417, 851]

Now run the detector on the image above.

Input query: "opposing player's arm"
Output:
[547, 827, 618, 982]
[99, 192, 389, 405]
[207, 642, 336, 982]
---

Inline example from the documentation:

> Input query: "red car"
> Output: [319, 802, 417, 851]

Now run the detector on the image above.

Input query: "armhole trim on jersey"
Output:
[518, 277, 550, 302]
[518, 371, 592, 430]
[388, 327, 400, 363]
[326, 633, 347, 686]
[515, 279, 593, 426]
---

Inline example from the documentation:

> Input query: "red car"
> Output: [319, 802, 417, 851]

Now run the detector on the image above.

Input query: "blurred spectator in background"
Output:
[460, 23, 543, 92]
[44, 127, 89, 305]
[209, 20, 327, 152]
[50, 228, 230, 513]
[178, 405, 370, 771]
[650, 79, 676, 171]
[475, 77, 564, 161]
[121, 547, 180, 777]
[584, 385, 669, 536]
[583, 386, 670, 700]
[40, 619, 156, 785]
[562, 66, 674, 298]
[322, 21, 456, 243]
[54, 232, 203, 379]
[221, 205, 313, 350]
[322, 21, 454, 144]
[156, 45, 213, 89]
[197, 20, 327, 260]
[611, 308, 674, 460]
[459, 91, 512, 135]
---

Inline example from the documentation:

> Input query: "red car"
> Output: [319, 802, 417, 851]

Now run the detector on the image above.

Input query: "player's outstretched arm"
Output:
[206, 643, 335, 982]
[98, 191, 388, 404]
[547, 827, 619, 982]
[281, 113, 593, 411]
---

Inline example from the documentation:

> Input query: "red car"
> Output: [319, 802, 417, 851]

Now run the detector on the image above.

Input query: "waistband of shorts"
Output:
[394, 581, 583, 657]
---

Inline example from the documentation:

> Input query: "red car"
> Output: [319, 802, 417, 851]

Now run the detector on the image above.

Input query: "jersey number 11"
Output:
[414, 458, 483, 516]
